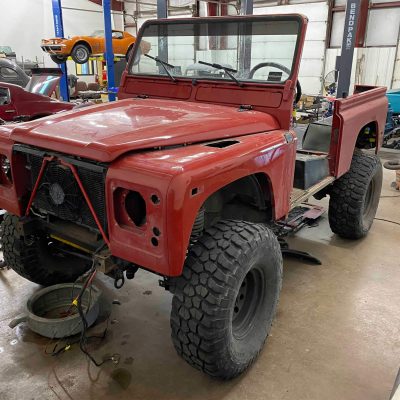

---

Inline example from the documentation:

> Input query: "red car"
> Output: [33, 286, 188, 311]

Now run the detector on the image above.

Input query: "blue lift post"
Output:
[51, 0, 70, 101]
[103, 0, 116, 101]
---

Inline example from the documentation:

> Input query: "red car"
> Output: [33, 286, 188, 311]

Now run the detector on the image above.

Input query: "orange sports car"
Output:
[41, 30, 136, 64]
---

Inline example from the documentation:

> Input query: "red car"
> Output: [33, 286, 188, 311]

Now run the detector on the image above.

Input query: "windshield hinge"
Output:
[238, 104, 253, 112]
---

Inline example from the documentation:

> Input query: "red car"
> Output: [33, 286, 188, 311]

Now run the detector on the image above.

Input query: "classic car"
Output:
[0, 68, 74, 122]
[41, 30, 136, 64]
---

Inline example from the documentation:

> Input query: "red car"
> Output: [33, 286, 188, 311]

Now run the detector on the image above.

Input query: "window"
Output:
[76, 60, 95, 76]
[0, 88, 10, 105]
[0, 67, 18, 78]
[112, 31, 123, 39]
[130, 17, 301, 85]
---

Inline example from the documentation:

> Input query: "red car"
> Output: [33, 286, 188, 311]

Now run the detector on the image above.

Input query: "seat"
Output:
[87, 82, 100, 91]
[301, 117, 333, 153]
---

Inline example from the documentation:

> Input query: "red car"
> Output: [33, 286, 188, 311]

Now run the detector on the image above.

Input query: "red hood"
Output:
[9, 99, 279, 162]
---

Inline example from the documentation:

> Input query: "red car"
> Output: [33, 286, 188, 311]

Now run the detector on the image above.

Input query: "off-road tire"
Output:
[329, 151, 382, 239]
[50, 55, 67, 64]
[71, 44, 90, 64]
[170, 220, 282, 379]
[1, 213, 91, 286]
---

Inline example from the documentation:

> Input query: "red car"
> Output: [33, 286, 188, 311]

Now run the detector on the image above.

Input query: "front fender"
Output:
[106, 130, 296, 276]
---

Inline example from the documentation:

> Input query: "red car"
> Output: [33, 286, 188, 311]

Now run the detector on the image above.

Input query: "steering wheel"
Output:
[248, 62, 302, 104]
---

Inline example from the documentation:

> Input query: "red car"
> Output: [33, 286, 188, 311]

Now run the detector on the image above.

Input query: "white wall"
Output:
[254, 2, 329, 95]
[0, 0, 125, 85]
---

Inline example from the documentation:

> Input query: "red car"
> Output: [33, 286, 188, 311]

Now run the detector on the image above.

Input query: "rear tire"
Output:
[1, 213, 91, 286]
[329, 151, 382, 239]
[170, 220, 282, 379]
[71, 44, 90, 64]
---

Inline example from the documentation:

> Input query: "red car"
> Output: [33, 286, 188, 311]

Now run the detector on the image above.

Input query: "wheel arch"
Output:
[73, 40, 92, 53]
[355, 120, 379, 150]
[187, 172, 275, 242]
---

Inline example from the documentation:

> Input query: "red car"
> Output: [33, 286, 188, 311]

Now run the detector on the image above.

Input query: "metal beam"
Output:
[51, 0, 69, 102]
[239, 0, 253, 76]
[157, 0, 168, 69]
[240, 0, 253, 15]
[103, 0, 116, 101]
[157, 0, 168, 18]
[336, 0, 361, 99]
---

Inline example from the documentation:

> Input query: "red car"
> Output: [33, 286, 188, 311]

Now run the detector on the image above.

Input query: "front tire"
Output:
[1, 214, 91, 286]
[329, 151, 382, 239]
[170, 220, 282, 379]
[71, 44, 90, 64]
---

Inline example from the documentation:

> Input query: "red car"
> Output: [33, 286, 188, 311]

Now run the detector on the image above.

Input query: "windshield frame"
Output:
[128, 14, 305, 86]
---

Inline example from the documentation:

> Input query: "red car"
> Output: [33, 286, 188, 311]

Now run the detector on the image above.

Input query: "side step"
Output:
[290, 176, 335, 209]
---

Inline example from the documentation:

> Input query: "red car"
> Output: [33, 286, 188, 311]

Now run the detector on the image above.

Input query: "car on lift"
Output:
[0, 15, 387, 379]
[41, 30, 136, 64]
[0, 68, 74, 122]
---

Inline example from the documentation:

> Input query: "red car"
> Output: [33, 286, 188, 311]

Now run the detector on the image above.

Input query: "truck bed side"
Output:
[331, 86, 387, 178]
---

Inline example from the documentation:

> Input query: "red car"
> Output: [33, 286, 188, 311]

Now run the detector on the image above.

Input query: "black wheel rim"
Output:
[232, 266, 265, 340]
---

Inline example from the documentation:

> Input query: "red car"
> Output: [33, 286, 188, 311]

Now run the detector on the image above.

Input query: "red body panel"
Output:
[10, 99, 279, 162]
[330, 86, 387, 177]
[106, 131, 296, 276]
[0, 83, 73, 121]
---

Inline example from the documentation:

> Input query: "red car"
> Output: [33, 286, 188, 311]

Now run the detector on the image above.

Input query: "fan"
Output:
[323, 70, 338, 96]
[35, 162, 82, 222]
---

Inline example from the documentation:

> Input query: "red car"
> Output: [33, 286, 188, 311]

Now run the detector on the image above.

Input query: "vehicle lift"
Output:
[51, 0, 117, 102]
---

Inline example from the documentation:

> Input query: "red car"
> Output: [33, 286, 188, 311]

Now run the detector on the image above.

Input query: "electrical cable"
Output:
[44, 262, 113, 364]
[374, 217, 400, 226]
[75, 267, 116, 367]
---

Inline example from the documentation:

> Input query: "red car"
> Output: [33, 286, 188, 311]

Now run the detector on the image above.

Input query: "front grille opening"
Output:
[24, 152, 107, 233]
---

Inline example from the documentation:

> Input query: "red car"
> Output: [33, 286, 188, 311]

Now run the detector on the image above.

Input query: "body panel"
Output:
[106, 131, 296, 276]
[331, 86, 387, 177]
[0, 83, 73, 121]
[9, 99, 280, 162]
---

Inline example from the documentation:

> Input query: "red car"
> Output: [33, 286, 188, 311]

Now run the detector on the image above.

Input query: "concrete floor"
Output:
[0, 157, 399, 400]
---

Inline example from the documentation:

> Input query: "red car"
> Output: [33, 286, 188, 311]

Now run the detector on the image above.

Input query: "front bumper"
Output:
[41, 44, 66, 54]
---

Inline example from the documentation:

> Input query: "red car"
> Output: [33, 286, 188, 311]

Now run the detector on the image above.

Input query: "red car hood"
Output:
[9, 99, 279, 162]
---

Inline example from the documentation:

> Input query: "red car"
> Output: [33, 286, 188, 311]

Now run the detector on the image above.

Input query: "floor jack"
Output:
[272, 205, 324, 265]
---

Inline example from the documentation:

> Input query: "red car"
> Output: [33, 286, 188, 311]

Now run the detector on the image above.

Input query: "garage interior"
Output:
[0, 0, 400, 399]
